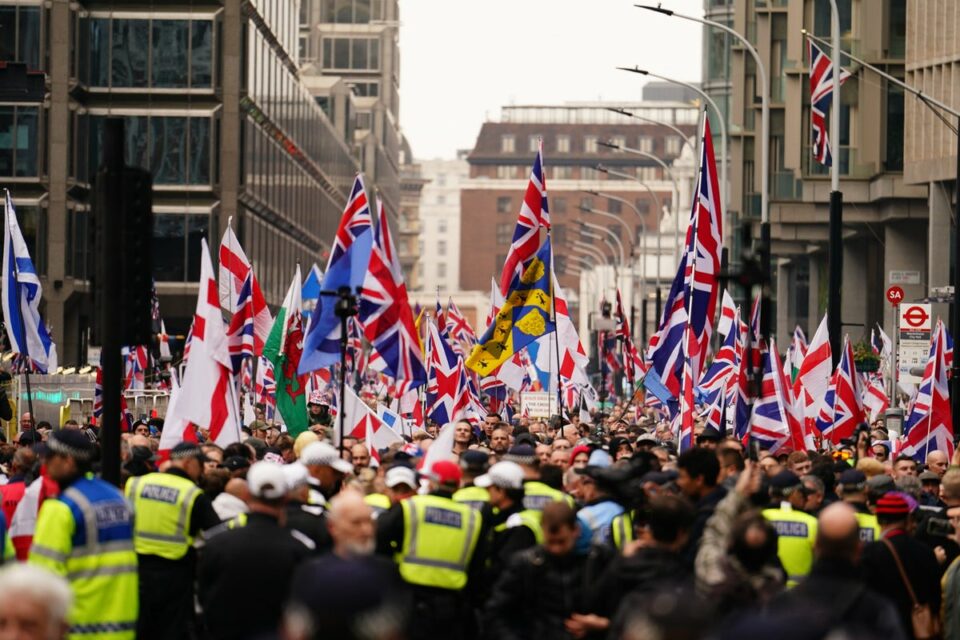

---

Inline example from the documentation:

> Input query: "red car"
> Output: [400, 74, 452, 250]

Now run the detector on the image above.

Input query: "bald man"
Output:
[327, 491, 376, 558]
[927, 451, 949, 478]
[768, 503, 906, 639]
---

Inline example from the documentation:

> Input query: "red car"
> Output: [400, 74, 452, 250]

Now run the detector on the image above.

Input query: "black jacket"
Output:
[682, 485, 728, 566]
[483, 544, 612, 640]
[285, 501, 332, 555]
[590, 546, 690, 619]
[478, 501, 537, 599]
[198, 512, 311, 640]
[770, 558, 907, 639]
[861, 530, 942, 639]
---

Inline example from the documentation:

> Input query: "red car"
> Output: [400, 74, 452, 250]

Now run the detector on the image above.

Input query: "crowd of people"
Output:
[0, 400, 957, 640]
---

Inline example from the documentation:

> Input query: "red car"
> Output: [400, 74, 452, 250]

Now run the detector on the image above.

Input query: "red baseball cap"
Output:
[428, 460, 462, 486]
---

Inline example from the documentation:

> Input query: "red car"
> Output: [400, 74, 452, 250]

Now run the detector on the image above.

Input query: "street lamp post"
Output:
[598, 144, 683, 264]
[637, 3, 771, 341]
[614, 70, 728, 243]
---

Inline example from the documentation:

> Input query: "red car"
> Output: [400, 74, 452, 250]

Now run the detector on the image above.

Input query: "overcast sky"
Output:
[399, 1, 705, 161]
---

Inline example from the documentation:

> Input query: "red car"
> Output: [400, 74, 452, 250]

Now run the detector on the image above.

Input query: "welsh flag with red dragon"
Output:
[264, 265, 310, 436]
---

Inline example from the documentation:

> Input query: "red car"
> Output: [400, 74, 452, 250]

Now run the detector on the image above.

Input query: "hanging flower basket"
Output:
[852, 342, 881, 373]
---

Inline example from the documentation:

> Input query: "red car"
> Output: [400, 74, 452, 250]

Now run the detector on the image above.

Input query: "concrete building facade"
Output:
[0, 0, 359, 366]
[701, 0, 922, 344]
[418, 154, 469, 295]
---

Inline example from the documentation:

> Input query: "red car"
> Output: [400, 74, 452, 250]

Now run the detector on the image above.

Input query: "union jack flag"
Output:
[646, 115, 723, 401]
[815, 336, 865, 444]
[425, 318, 470, 425]
[123, 346, 149, 391]
[808, 40, 851, 167]
[445, 298, 476, 345]
[750, 338, 804, 454]
[902, 319, 954, 461]
[255, 355, 276, 410]
[698, 308, 739, 392]
[226, 271, 255, 375]
[499, 140, 550, 296]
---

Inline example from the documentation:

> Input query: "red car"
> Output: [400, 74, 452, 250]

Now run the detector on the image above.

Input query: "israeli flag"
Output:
[377, 403, 408, 438]
[3, 192, 55, 373]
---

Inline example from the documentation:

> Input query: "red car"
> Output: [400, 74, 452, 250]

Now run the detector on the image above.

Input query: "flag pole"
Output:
[4, 191, 35, 427]
[549, 241, 563, 419]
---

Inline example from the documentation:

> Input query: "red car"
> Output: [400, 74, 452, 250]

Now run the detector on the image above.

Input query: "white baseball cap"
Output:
[299, 441, 353, 474]
[385, 466, 417, 489]
[282, 462, 310, 490]
[474, 461, 525, 490]
[247, 461, 288, 500]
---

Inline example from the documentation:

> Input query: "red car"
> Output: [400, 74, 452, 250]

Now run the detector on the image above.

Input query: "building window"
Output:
[321, 37, 380, 71]
[637, 166, 659, 181]
[610, 135, 626, 151]
[556, 135, 570, 153]
[553, 224, 566, 245]
[528, 135, 539, 153]
[321, 0, 386, 24]
[0, 4, 42, 70]
[436, 173, 446, 186]
[553, 197, 567, 214]
[79, 16, 214, 89]
[638, 135, 653, 153]
[349, 81, 379, 97]
[500, 135, 515, 153]
[607, 199, 622, 214]
[580, 197, 593, 211]
[437, 194, 446, 205]
[664, 136, 681, 156]
[88, 114, 212, 185]
[584, 135, 598, 153]
[154, 213, 210, 283]
[635, 199, 650, 215]
[356, 111, 372, 129]
[438, 219, 447, 233]
[0, 105, 40, 177]
[496, 223, 512, 244]
[552, 165, 572, 180]
[437, 263, 446, 278]
[496, 165, 513, 179]
[438, 240, 446, 256]
[496, 197, 512, 213]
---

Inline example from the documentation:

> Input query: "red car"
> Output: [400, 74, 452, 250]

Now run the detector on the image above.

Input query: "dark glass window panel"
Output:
[0, 106, 14, 176]
[333, 38, 349, 68]
[190, 20, 213, 87]
[111, 19, 148, 87]
[354, 0, 370, 24]
[150, 117, 187, 184]
[87, 115, 103, 178]
[14, 107, 38, 177]
[18, 7, 40, 70]
[152, 214, 185, 282]
[88, 18, 109, 86]
[17, 206, 40, 272]
[152, 20, 189, 87]
[334, 0, 352, 23]
[125, 115, 149, 170]
[0, 7, 15, 61]
[351, 38, 367, 69]
[369, 39, 379, 69]
[186, 215, 208, 281]
[886, 83, 904, 171]
[188, 118, 210, 184]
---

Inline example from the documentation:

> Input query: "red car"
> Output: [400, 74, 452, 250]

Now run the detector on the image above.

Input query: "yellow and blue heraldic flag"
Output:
[466, 239, 555, 376]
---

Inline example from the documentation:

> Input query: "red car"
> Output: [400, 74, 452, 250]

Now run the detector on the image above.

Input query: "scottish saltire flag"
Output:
[499, 141, 550, 296]
[467, 239, 556, 376]
[300, 175, 374, 374]
[815, 336, 865, 444]
[644, 115, 723, 400]
[218, 224, 272, 355]
[808, 40, 852, 166]
[301, 263, 323, 321]
[3, 192, 55, 373]
[902, 319, 954, 461]
[226, 271, 256, 375]
[751, 338, 803, 454]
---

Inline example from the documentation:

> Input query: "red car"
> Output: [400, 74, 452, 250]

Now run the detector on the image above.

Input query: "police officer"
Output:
[504, 444, 572, 515]
[762, 470, 818, 587]
[474, 461, 541, 597]
[126, 442, 221, 640]
[452, 450, 491, 511]
[837, 469, 880, 542]
[376, 460, 483, 640]
[29, 430, 138, 639]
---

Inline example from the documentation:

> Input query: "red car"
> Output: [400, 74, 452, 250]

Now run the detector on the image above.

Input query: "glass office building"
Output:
[0, 0, 358, 365]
